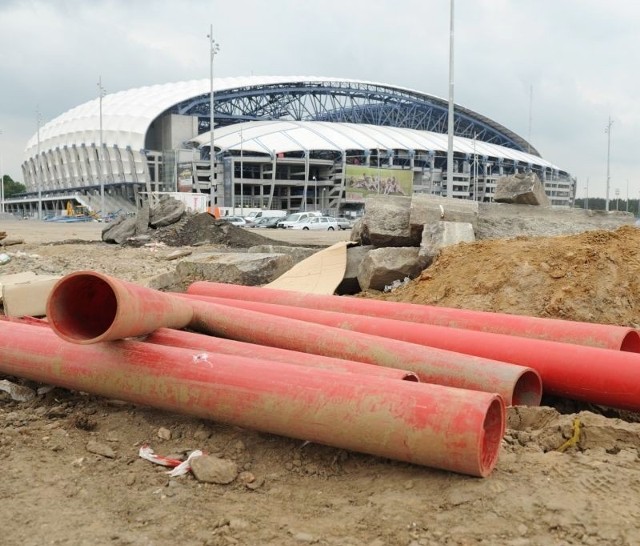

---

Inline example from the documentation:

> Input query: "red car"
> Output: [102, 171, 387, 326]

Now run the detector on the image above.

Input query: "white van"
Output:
[277, 211, 322, 229]
[245, 210, 287, 221]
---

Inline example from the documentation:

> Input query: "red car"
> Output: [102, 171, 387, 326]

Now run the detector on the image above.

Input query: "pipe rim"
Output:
[478, 395, 505, 477]
[621, 330, 640, 353]
[510, 369, 543, 407]
[46, 271, 119, 344]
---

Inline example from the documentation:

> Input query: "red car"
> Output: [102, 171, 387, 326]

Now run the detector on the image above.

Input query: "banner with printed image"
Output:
[344, 166, 413, 199]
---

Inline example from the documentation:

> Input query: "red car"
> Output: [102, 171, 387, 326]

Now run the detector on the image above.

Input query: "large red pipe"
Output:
[46, 272, 541, 406]
[185, 294, 640, 411]
[186, 282, 640, 352]
[46, 270, 193, 343]
[144, 328, 418, 382]
[0, 320, 505, 477]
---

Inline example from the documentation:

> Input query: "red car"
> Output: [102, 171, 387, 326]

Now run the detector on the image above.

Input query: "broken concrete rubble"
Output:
[494, 172, 550, 206]
[336, 245, 374, 295]
[357, 247, 428, 292]
[101, 215, 137, 244]
[409, 195, 478, 244]
[359, 195, 413, 247]
[149, 195, 186, 228]
[175, 252, 294, 286]
[419, 221, 476, 262]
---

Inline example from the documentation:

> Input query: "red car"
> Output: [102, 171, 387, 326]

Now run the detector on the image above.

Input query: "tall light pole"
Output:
[0, 128, 4, 214]
[207, 25, 220, 204]
[313, 176, 317, 210]
[605, 116, 613, 212]
[36, 108, 43, 220]
[446, 0, 455, 198]
[584, 178, 589, 210]
[98, 76, 106, 217]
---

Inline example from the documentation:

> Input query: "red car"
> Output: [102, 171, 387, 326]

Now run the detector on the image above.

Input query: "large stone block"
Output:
[419, 221, 475, 262]
[409, 195, 478, 244]
[360, 195, 412, 247]
[176, 252, 294, 286]
[247, 245, 317, 264]
[494, 172, 550, 206]
[357, 247, 428, 292]
[335, 245, 374, 295]
[150, 196, 186, 228]
[101, 216, 137, 244]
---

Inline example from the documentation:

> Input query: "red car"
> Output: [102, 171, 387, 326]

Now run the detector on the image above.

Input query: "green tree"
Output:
[1, 174, 26, 198]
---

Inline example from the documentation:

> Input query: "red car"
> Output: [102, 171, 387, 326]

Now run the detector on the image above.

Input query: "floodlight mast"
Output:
[446, 0, 455, 199]
[605, 116, 613, 212]
[207, 25, 220, 205]
[98, 77, 106, 218]
[36, 108, 42, 220]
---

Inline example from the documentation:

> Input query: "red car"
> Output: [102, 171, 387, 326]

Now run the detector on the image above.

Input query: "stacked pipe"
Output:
[6, 270, 639, 476]
[0, 270, 521, 477]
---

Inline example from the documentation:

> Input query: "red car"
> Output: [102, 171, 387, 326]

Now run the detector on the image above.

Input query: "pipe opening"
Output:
[401, 372, 420, 382]
[479, 396, 505, 477]
[47, 274, 117, 342]
[621, 331, 640, 353]
[511, 369, 543, 407]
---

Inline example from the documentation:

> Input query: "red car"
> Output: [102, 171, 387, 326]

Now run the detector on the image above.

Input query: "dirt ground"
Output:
[2, 219, 640, 546]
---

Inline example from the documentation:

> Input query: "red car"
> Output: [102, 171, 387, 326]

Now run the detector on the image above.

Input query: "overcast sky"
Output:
[0, 0, 638, 200]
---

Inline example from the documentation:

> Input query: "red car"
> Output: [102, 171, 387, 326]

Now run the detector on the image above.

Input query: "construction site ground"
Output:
[2, 219, 640, 546]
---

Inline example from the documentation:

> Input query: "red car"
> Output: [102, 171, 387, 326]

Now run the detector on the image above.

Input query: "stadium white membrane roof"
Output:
[24, 75, 537, 163]
[190, 120, 561, 170]
[26, 75, 447, 158]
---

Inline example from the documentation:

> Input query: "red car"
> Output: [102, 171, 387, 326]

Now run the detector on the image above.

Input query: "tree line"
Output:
[574, 197, 640, 215]
[1, 175, 26, 198]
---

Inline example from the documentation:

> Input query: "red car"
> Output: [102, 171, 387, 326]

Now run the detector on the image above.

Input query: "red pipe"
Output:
[0, 320, 505, 477]
[145, 328, 418, 382]
[46, 272, 540, 406]
[186, 282, 640, 352]
[46, 270, 193, 343]
[185, 294, 640, 411]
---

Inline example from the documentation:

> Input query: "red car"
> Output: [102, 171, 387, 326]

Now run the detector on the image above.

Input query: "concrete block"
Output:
[419, 221, 476, 261]
[357, 247, 427, 292]
[410, 195, 478, 244]
[494, 172, 550, 206]
[176, 252, 294, 286]
[336, 245, 373, 295]
[2, 276, 61, 317]
[360, 195, 413, 247]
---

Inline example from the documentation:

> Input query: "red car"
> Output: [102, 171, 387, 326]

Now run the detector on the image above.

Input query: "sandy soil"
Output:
[2, 220, 640, 546]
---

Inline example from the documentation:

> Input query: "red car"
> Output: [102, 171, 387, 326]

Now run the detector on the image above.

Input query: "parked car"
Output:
[276, 211, 322, 229]
[251, 216, 280, 228]
[290, 216, 338, 231]
[334, 217, 354, 230]
[221, 216, 248, 226]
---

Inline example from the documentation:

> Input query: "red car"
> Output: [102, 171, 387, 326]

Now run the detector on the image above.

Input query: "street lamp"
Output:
[97, 76, 106, 218]
[207, 25, 220, 204]
[36, 108, 43, 220]
[446, 0, 455, 198]
[313, 176, 317, 211]
[0, 128, 4, 214]
[605, 116, 613, 212]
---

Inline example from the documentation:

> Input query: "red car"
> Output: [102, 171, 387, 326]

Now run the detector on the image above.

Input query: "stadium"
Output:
[17, 76, 575, 218]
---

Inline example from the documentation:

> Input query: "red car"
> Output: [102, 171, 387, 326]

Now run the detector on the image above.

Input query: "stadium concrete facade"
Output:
[17, 76, 575, 218]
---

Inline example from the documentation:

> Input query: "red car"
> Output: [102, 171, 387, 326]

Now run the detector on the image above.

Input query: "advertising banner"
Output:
[177, 163, 194, 192]
[344, 166, 413, 199]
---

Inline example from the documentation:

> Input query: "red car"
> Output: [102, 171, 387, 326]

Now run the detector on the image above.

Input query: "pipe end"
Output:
[621, 330, 640, 353]
[478, 395, 506, 478]
[511, 369, 543, 407]
[47, 271, 118, 344]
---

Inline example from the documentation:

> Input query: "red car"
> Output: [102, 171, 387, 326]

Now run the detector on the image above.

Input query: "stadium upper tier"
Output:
[24, 75, 539, 159]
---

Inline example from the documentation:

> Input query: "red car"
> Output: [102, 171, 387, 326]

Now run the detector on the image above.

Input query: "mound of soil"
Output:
[377, 225, 640, 327]
[157, 213, 273, 248]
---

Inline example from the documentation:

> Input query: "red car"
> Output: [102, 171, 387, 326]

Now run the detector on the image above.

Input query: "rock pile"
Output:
[101, 196, 271, 248]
